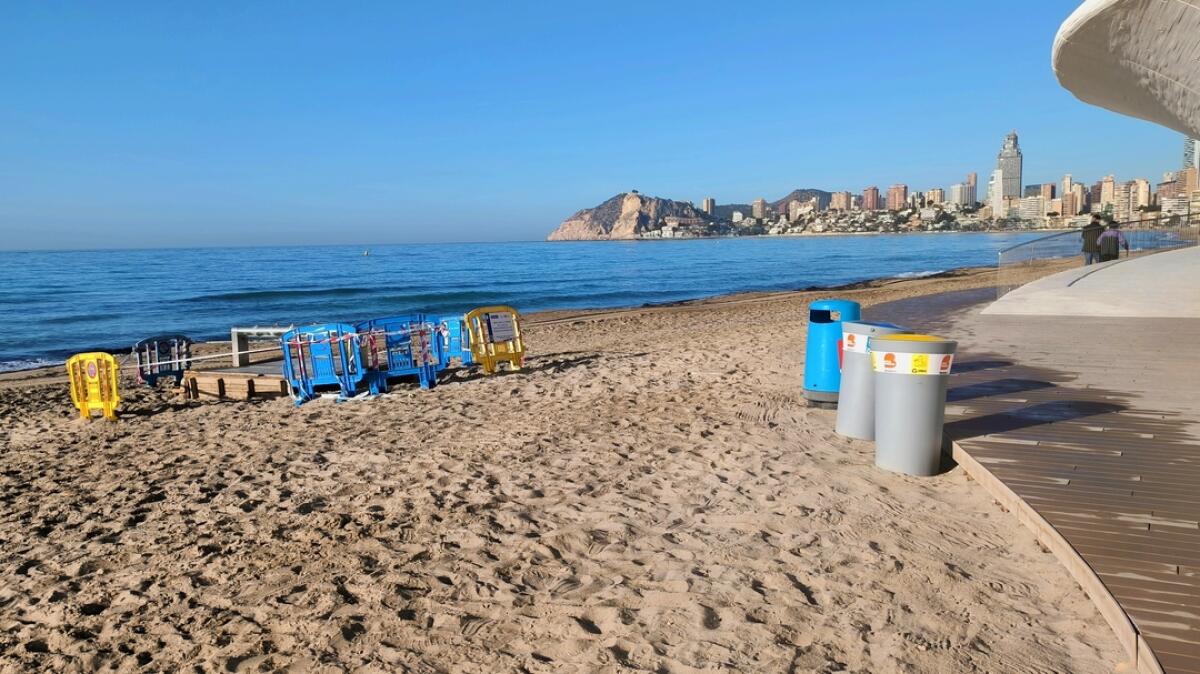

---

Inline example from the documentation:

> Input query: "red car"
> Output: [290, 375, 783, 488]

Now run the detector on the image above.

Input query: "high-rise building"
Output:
[1089, 181, 1103, 213]
[1072, 183, 1088, 214]
[907, 191, 924, 208]
[862, 186, 880, 211]
[926, 188, 945, 205]
[1095, 175, 1116, 212]
[751, 198, 767, 219]
[1018, 196, 1045, 222]
[1024, 185, 1042, 198]
[830, 191, 853, 211]
[1179, 167, 1199, 195]
[1062, 174, 1074, 202]
[886, 184, 908, 210]
[966, 172, 978, 205]
[1040, 183, 1055, 203]
[1113, 181, 1133, 222]
[702, 197, 715, 215]
[997, 131, 1023, 199]
[1185, 136, 1197, 170]
[989, 169, 1005, 215]
[1191, 189, 1200, 219]
[1049, 198, 1063, 216]
[1162, 196, 1191, 217]
[1132, 178, 1152, 210]
[1158, 178, 1180, 202]
[949, 183, 969, 206]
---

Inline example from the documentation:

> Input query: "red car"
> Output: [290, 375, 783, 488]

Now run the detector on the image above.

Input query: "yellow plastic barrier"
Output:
[66, 352, 121, 420]
[465, 306, 526, 375]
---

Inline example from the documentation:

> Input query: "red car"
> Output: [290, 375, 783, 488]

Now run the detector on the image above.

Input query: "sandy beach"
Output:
[0, 263, 1122, 673]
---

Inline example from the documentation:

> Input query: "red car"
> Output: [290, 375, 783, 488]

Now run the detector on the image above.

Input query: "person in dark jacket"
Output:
[1080, 214, 1104, 265]
[1097, 221, 1129, 262]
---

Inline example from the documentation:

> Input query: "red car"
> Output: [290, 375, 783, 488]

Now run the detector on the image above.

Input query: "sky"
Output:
[0, 1, 1186, 249]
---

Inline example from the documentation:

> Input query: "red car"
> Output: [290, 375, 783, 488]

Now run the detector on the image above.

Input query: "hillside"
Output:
[546, 192, 709, 241]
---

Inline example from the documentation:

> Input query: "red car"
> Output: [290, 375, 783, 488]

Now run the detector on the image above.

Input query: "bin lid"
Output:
[869, 333, 957, 354]
[809, 298, 862, 312]
[842, 320, 906, 336]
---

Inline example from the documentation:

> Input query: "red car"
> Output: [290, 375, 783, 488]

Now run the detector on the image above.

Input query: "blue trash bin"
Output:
[803, 299, 861, 406]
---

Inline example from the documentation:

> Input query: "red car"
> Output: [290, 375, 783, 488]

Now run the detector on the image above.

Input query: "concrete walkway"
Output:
[985, 246, 1200, 319]
[873, 287, 1200, 674]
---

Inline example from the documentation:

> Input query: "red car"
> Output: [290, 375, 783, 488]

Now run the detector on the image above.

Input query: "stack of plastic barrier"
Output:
[464, 306, 525, 375]
[355, 314, 443, 391]
[67, 352, 121, 420]
[281, 323, 377, 405]
[132, 334, 193, 387]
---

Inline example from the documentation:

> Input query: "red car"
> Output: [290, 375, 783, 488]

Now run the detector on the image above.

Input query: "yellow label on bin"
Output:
[872, 351, 954, 375]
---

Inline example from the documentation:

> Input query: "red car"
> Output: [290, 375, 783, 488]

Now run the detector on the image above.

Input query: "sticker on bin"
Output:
[872, 351, 954, 375]
[843, 332, 870, 353]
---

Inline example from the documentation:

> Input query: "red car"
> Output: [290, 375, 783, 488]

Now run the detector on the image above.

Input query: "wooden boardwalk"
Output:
[873, 289, 1200, 674]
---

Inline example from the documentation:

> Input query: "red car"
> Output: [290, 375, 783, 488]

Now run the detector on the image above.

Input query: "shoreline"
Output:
[0, 264, 998, 377]
[0, 258, 1083, 389]
[0, 254, 1120, 672]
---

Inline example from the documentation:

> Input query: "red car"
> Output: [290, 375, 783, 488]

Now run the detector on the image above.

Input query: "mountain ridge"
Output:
[548, 189, 833, 240]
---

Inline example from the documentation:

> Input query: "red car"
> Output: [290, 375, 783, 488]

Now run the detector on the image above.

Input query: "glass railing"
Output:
[996, 215, 1200, 297]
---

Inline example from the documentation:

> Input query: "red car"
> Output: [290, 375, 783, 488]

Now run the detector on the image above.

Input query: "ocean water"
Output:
[0, 232, 1048, 370]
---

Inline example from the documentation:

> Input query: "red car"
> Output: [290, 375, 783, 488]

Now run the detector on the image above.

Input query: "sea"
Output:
[0, 232, 1051, 371]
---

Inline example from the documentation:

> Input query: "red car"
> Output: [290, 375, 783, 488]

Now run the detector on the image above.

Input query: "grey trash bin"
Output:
[871, 334, 958, 476]
[835, 321, 909, 441]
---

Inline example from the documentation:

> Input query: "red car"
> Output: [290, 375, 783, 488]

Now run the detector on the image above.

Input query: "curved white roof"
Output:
[1052, 0, 1200, 137]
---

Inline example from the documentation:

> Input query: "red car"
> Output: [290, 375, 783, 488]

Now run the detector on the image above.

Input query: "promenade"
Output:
[875, 248, 1200, 673]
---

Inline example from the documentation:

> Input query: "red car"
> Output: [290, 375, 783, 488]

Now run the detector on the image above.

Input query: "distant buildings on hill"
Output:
[647, 130, 1199, 240]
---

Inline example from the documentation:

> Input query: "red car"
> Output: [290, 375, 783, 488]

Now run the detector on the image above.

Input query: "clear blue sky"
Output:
[0, 1, 1183, 249]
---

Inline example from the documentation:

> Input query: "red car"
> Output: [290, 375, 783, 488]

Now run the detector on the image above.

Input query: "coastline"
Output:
[0, 253, 1119, 673]
[3, 263, 1001, 380]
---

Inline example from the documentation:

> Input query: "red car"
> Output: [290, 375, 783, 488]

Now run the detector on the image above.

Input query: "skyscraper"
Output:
[1100, 175, 1116, 211]
[949, 183, 969, 206]
[926, 188, 945, 205]
[1072, 183, 1087, 214]
[966, 172, 978, 205]
[996, 131, 1023, 199]
[1040, 183, 1055, 203]
[886, 184, 908, 211]
[831, 191, 853, 211]
[1180, 166, 1199, 195]
[751, 198, 767, 219]
[1062, 174, 1073, 202]
[702, 197, 715, 215]
[862, 186, 880, 211]
[989, 169, 1005, 215]
[1185, 136, 1197, 170]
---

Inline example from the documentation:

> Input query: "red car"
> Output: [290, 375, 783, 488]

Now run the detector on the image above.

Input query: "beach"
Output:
[0, 262, 1123, 673]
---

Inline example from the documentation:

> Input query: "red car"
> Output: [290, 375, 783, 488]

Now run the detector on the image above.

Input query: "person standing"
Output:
[1097, 221, 1129, 262]
[1080, 214, 1104, 265]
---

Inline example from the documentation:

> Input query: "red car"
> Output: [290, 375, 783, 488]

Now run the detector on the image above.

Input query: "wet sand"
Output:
[0, 261, 1124, 673]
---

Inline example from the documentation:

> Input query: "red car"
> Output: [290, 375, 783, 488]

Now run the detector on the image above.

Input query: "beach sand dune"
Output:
[0, 266, 1121, 672]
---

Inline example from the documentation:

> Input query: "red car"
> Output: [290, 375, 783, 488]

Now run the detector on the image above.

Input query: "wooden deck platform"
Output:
[183, 361, 289, 401]
[872, 288, 1200, 674]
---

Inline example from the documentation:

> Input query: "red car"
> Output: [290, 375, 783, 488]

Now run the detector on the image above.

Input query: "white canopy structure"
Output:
[1052, 0, 1200, 138]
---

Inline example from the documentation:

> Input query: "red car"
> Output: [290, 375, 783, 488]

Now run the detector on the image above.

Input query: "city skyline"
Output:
[0, 1, 1187, 249]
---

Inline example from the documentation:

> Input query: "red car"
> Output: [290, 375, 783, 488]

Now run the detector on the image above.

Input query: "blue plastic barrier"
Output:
[281, 323, 377, 405]
[132, 334, 193, 387]
[355, 315, 443, 391]
[434, 314, 473, 367]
